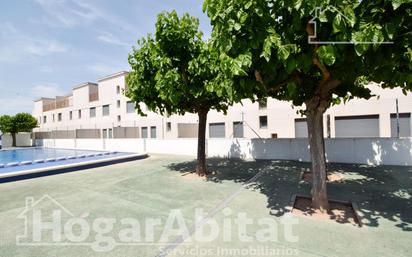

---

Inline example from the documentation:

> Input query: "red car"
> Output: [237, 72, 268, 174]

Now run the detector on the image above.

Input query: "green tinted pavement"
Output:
[0, 155, 410, 257]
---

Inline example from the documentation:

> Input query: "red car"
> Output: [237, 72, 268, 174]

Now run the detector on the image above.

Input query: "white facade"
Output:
[32, 71, 412, 139]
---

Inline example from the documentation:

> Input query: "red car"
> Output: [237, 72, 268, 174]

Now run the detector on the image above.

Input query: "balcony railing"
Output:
[42, 97, 71, 112]
[56, 98, 70, 109]
[43, 102, 56, 112]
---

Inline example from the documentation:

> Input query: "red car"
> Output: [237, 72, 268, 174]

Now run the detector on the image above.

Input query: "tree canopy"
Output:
[0, 113, 37, 134]
[204, 0, 411, 104]
[126, 11, 231, 116]
[0, 113, 37, 146]
[126, 11, 233, 175]
[204, 0, 411, 211]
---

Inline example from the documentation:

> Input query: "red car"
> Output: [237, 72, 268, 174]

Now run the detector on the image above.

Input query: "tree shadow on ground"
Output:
[168, 158, 309, 217]
[167, 158, 412, 231]
[325, 163, 412, 230]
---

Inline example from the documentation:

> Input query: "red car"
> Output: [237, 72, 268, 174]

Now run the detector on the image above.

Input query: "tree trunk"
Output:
[196, 109, 208, 176]
[11, 132, 17, 147]
[306, 107, 329, 212]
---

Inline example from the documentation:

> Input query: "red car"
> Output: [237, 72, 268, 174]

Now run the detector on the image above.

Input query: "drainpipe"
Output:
[396, 98, 400, 138]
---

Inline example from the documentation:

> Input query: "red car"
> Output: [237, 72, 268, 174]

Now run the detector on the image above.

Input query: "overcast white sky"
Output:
[0, 0, 211, 115]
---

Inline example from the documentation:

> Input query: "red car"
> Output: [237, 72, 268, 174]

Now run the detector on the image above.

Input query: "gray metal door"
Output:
[233, 122, 244, 138]
[335, 115, 379, 138]
[150, 126, 157, 138]
[209, 123, 225, 138]
[141, 127, 148, 138]
[177, 123, 198, 138]
[294, 118, 308, 138]
[391, 113, 411, 137]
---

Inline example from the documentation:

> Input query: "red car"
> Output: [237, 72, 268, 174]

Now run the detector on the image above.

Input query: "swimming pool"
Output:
[0, 148, 147, 181]
[0, 148, 106, 164]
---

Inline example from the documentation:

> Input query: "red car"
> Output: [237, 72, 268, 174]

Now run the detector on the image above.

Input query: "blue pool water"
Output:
[0, 148, 104, 164]
[0, 148, 143, 178]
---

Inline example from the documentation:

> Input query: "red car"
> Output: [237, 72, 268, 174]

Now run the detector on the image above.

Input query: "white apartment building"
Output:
[32, 71, 412, 140]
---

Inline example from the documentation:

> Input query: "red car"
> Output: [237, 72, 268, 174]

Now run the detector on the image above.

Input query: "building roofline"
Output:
[34, 97, 55, 102]
[72, 82, 98, 90]
[97, 71, 129, 82]
[56, 93, 73, 98]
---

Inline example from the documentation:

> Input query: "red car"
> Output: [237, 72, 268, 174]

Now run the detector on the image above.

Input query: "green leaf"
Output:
[317, 45, 336, 66]
[277, 45, 290, 61]
[318, 11, 328, 22]
[392, 0, 408, 10]
[332, 14, 342, 33]
[352, 31, 370, 55]
[343, 6, 356, 27]
[261, 37, 272, 62]
[287, 81, 297, 97]
[384, 23, 395, 40]
[286, 58, 297, 73]
[293, 0, 303, 10]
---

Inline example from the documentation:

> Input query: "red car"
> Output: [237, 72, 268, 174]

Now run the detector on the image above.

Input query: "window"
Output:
[209, 123, 226, 138]
[166, 122, 172, 132]
[69, 111, 73, 120]
[58, 113, 62, 122]
[108, 128, 113, 138]
[52, 114, 55, 122]
[102, 105, 110, 116]
[390, 113, 411, 137]
[233, 121, 244, 138]
[78, 110, 82, 119]
[117, 115, 121, 122]
[258, 99, 267, 110]
[150, 126, 157, 138]
[90, 107, 96, 118]
[117, 100, 121, 108]
[259, 116, 268, 129]
[43, 116, 47, 123]
[116, 85, 120, 94]
[141, 127, 148, 138]
[126, 101, 135, 113]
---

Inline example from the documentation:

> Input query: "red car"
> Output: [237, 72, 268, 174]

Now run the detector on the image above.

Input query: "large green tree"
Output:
[204, 0, 411, 211]
[0, 113, 38, 147]
[126, 11, 232, 176]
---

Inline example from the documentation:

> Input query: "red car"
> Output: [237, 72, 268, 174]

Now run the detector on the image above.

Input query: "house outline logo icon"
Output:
[308, 6, 394, 45]
[16, 195, 75, 245]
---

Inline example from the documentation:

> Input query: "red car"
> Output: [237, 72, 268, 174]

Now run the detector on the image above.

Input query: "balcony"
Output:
[42, 96, 72, 112]
[89, 92, 99, 102]
[42, 102, 56, 112]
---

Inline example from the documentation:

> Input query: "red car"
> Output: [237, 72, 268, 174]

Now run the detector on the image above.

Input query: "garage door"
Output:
[295, 118, 308, 138]
[390, 113, 411, 137]
[178, 123, 198, 138]
[209, 123, 226, 138]
[335, 115, 379, 138]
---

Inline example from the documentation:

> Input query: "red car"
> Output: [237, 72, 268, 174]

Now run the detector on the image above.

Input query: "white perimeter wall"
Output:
[35, 138, 412, 166]
[1, 133, 32, 147]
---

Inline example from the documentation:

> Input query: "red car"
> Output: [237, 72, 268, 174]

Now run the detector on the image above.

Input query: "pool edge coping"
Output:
[0, 152, 149, 179]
